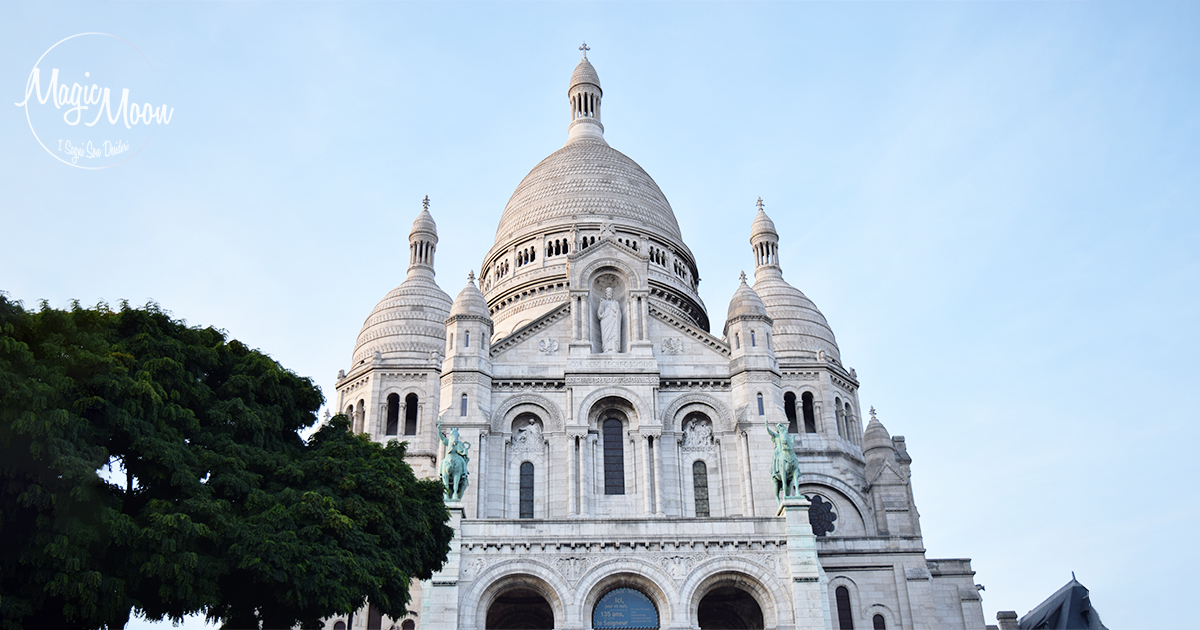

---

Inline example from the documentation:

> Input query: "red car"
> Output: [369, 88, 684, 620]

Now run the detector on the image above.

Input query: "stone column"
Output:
[584, 432, 597, 516]
[779, 497, 831, 630]
[476, 430, 488, 518]
[652, 436, 664, 515]
[641, 434, 653, 514]
[567, 433, 578, 516]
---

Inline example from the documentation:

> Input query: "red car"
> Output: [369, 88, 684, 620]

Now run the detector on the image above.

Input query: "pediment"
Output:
[869, 461, 909, 486]
[490, 302, 572, 360]
[648, 306, 730, 360]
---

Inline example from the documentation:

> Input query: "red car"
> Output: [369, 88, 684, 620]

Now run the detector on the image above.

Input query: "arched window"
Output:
[802, 392, 817, 433]
[757, 393, 764, 416]
[386, 394, 400, 436]
[356, 399, 365, 433]
[750, 330, 756, 347]
[461, 393, 468, 417]
[603, 418, 624, 495]
[519, 462, 534, 519]
[465, 330, 470, 347]
[873, 614, 886, 630]
[404, 393, 418, 435]
[333, 622, 346, 630]
[734, 332, 740, 349]
[449, 332, 454, 350]
[692, 460, 710, 517]
[835, 397, 845, 437]
[836, 586, 854, 629]
[845, 402, 856, 442]
[401, 621, 415, 630]
[784, 392, 798, 433]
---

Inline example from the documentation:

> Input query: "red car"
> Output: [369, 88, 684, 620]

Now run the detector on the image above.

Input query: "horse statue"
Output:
[766, 420, 802, 503]
[438, 415, 471, 502]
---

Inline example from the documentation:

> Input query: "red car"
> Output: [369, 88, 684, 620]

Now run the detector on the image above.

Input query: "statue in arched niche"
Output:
[598, 286, 621, 353]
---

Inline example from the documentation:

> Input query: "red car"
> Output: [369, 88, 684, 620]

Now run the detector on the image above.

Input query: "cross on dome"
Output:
[739, 270, 747, 283]
[756, 197, 765, 211]
[580, 42, 590, 59]
[870, 407, 878, 422]
[422, 195, 430, 211]
[468, 270, 475, 285]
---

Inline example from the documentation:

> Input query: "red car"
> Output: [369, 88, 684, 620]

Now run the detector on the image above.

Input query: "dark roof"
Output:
[1019, 576, 1108, 630]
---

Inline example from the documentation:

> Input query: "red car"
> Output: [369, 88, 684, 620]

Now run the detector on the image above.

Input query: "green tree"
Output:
[0, 296, 452, 630]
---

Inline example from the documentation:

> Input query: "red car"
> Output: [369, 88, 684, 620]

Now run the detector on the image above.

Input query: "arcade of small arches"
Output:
[484, 228, 702, 293]
[474, 567, 775, 630]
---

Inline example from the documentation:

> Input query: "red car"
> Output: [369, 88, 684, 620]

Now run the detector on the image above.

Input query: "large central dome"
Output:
[492, 138, 684, 244]
[480, 52, 707, 337]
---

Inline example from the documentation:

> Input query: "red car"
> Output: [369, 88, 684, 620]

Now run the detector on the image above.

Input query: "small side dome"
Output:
[862, 408, 895, 456]
[352, 274, 451, 365]
[726, 271, 768, 321]
[449, 272, 490, 320]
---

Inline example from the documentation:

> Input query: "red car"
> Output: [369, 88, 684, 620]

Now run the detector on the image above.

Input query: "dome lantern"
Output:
[568, 42, 604, 142]
[409, 195, 439, 278]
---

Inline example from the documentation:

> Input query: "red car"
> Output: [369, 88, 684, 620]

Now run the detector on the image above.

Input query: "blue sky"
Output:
[3, 2, 1198, 628]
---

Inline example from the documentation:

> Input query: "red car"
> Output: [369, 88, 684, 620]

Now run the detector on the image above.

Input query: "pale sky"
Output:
[3, 2, 1198, 629]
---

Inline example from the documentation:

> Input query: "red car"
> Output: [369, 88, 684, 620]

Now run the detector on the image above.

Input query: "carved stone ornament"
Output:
[538, 338, 559, 354]
[662, 555, 698, 582]
[660, 337, 684, 355]
[598, 287, 621, 354]
[681, 417, 714, 451]
[554, 556, 592, 584]
[511, 417, 544, 451]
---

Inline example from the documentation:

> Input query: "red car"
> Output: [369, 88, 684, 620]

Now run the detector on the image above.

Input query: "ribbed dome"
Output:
[862, 413, 894, 455]
[571, 57, 601, 92]
[492, 138, 684, 244]
[751, 207, 778, 239]
[449, 273, 490, 319]
[352, 273, 451, 366]
[754, 269, 841, 363]
[411, 206, 437, 236]
[726, 273, 768, 322]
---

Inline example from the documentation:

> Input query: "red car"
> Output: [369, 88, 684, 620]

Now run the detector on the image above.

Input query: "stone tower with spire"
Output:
[328, 50, 989, 630]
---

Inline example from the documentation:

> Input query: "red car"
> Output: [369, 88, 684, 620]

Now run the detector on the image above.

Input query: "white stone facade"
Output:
[328, 53, 987, 630]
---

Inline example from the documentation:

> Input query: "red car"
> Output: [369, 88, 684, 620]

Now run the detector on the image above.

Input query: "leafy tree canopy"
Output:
[0, 295, 452, 630]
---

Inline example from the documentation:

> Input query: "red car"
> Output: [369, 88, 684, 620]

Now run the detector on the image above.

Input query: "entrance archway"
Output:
[486, 586, 554, 629]
[697, 586, 764, 629]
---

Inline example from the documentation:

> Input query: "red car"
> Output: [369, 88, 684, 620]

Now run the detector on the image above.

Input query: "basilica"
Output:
[327, 51, 989, 630]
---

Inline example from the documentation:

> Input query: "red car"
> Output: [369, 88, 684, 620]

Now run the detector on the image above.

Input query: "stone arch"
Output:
[864, 603, 896, 629]
[661, 393, 735, 433]
[795, 474, 874, 536]
[680, 558, 788, 629]
[492, 393, 564, 433]
[828, 576, 861, 630]
[576, 387, 651, 431]
[462, 559, 570, 630]
[576, 559, 676, 629]
[574, 255, 644, 292]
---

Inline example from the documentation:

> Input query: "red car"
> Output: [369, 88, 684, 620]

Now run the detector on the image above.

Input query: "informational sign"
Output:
[592, 588, 659, 629]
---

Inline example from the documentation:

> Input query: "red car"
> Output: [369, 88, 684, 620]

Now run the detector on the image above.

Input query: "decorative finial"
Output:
[467, 270, 475, 285]
[756, 196, 764, 211]
[870, 407, 877, 422]
[422, 195, 430, 211]
[739, 270, 747, 283]
[580, 42, 590, 59]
